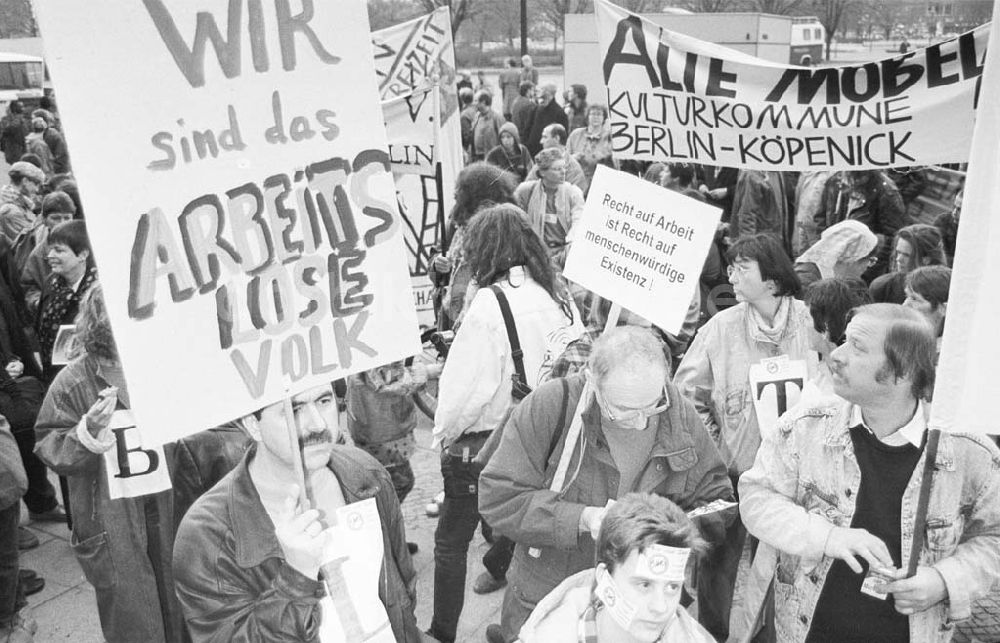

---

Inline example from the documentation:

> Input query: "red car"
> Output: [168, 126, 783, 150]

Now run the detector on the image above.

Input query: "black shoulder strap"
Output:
[490, 285, 526, 388]
[545, 378, 570, 463]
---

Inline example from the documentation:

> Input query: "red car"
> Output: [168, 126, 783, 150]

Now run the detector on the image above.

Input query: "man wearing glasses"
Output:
[479, 326, 733, 643]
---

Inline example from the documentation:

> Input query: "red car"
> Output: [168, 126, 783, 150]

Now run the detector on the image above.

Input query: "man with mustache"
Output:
[740, 304, 1000, 642]
[172, 383, 424, 642]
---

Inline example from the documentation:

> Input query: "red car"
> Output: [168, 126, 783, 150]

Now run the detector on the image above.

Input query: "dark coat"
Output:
[173, 444, 422, 642]
[526, 100, 568, 156]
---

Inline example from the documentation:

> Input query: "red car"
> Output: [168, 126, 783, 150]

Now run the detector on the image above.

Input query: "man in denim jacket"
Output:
[741, 304, 1000, 642]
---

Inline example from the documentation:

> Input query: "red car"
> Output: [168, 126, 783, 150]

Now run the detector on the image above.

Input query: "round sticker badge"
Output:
[347, 512, 364, 530]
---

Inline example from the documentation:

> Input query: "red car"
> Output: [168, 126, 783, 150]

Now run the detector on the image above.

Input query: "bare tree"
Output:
[852, 0, 901, 40]
[618, 0, 669, 11]
[536, 0, 592, 45]
[367, 0, 425, 31]
[746, 0, 805, 15]
[414, 0, 479, 37]
[482, 0, 521, 50]
[677, 0, 738, 12]
[0, 0, 38, 38]
[812, 0, 858, 59]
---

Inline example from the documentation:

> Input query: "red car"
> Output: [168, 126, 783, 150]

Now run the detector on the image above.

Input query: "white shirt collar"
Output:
[849, 401, 926, 448]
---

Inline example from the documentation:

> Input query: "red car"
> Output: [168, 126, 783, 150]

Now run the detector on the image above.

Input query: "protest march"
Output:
[0, 0, 997, 641]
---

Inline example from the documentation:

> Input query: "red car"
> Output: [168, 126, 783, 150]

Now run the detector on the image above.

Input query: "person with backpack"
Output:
[426, 204, 583, 643]
[479, 326, 734, 643]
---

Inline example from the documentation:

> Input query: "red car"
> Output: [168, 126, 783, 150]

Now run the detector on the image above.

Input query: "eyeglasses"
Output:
[727, 264, 752, 279]
[594, 384, 670, 423]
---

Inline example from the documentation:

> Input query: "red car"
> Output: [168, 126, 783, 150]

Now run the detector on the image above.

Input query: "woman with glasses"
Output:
[794, 219, 880, 290]
[673, 233, 819, 641]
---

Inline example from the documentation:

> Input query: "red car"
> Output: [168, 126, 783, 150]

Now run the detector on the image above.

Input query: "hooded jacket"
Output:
[485, 122, 533, 181]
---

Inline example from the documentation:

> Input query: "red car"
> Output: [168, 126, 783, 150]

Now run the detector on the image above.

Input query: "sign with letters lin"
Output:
[34, 0, 421, 446]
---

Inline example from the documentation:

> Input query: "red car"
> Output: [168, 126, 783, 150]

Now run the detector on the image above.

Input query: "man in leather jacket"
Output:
[172, 383, 423, 642]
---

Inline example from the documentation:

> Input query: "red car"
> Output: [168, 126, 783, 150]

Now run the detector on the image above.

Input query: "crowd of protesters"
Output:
[0, 53, 994, 643]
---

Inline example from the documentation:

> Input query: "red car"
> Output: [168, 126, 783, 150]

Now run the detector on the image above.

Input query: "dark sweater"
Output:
[808, 424, 924, 643]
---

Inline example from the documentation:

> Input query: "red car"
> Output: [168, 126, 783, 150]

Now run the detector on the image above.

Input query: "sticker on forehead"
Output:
[641, 544, 690, 581]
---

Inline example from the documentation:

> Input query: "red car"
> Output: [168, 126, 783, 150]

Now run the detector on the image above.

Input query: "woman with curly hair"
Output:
[428, 204, 583, 643]
[34, 284, 185, 642]
[429, 162, 518, 329]
[869, 223, 946, 304]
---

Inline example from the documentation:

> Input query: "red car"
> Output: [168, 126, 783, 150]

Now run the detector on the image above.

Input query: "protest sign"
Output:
[50, 325, 76, 366]
[103, 410, 172, 499]
[382, 86, 445, 325]
[34, 0, 421, 446]
[595, 0, 987, 171]
[929, 7, 1000, 436]
[319, 498, 393, 642]
[563, 165, 721, 333]
[748, 356, 807, 435]
[372, 7, 463, 258]
[372, 7, 457, 115]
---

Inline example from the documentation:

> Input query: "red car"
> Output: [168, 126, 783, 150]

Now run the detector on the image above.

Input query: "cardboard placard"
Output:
[748, 356, 807, 435]
[34, 0, 421, 445]
[102, 410, 172, 499]
[563, 165, 721, 333]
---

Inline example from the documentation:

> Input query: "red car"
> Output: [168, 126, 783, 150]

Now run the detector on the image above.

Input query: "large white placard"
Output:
[563, 165, 720, 333]
[596, 0, 987, 171]
[34, 0, 421, 445]
[929, 1, 1000, 436]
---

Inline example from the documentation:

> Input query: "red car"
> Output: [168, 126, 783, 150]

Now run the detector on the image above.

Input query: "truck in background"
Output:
[790, 16, 826, 66]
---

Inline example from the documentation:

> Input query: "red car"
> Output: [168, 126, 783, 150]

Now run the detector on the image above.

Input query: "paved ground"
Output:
[18, 415, 505, 642]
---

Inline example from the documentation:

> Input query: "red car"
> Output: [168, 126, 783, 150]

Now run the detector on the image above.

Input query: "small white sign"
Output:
[102, 410, 172, 499]
[50, 325, 77, 366]
[563, 165, 721, 333]
[748, 357, 808, 435]
[318, 497, 394, 642]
